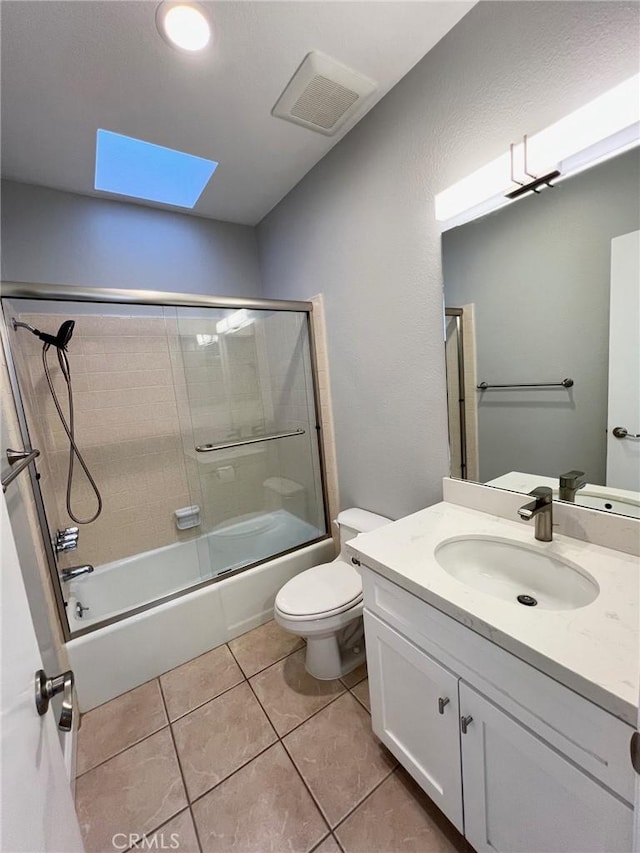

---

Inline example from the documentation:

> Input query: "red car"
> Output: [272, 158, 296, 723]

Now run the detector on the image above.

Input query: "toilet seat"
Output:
[275, 561, 362, 620]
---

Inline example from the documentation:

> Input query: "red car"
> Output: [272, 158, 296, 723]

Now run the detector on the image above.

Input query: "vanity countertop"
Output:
[347, 501, 639, 725]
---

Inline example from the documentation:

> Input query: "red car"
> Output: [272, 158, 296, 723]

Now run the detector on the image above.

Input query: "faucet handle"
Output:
[527, 486, 553, 502]
[518, 486, 552, 519]
[559, 470, 586, 488]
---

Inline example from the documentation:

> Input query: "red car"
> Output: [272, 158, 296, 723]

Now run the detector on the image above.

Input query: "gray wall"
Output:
[443, 148, 640, 485]
[1, 180, 262, 297]
[257, 1, 640, 520]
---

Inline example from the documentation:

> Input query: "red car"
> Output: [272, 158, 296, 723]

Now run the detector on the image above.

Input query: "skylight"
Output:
[94, 129, 218, 208]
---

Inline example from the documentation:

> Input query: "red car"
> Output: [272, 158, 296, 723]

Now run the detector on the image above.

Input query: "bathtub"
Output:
[66, 510, 333, 711]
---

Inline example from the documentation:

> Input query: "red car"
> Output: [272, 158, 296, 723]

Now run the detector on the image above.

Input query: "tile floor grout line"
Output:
[228, 639, 306, 680]
[278, 735, 334, 836]
[308, 831, 333, 853]
[186, 737, 282, 809]
[255, 681, 347, 740]
[77, 671, 167, 716]
[347, 685, 370, 715]
[333, 830, 347, 853]
[242, 668, 334, 841]
[230, 634, 388, 835]
[122, 807, 193, 853]
[339, 672, 367, 690]
[159, 645, 351, 814]
[234, 638, 352, 741]
[331, 763, 399, 836]
[158, 677, 205, 853]
[78, 626, 378, 851]
[75, 721, 170, 778]
[163, 672, 247, 724]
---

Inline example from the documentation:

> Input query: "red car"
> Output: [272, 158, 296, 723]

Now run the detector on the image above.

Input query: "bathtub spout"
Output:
[61, 564, 94, 582]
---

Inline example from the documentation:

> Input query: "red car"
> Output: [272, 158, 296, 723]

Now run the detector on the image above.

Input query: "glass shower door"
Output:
[172, 305, 327, 579]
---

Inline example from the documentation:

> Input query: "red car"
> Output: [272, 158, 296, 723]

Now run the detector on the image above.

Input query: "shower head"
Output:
[12, 318, 75, 351]
[55, 320, 75, 350]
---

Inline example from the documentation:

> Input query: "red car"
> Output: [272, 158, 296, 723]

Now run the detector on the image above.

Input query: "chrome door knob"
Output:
[35, 669, 74, 731]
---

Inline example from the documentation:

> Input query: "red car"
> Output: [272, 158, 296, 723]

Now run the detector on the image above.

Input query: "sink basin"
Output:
[569, 491, 640, 519]
[434, 536, 599, 611]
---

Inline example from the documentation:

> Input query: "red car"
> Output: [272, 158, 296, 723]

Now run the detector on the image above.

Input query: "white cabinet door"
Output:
[1, 497, 83, 853]
[364, 610, 463, 832]
[460, 682, 634, 853]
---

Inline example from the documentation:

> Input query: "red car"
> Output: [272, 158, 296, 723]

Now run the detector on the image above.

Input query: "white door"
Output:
[1, 496, 83, 853]
[364, 611, 463, 832]
[459, 681, 633, 853]
[607, 230, 640, 490]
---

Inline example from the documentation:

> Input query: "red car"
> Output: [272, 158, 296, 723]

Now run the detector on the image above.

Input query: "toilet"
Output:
[274, 508, 391, 680]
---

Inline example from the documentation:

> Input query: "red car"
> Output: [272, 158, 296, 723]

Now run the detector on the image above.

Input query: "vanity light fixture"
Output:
[435, 73, 640, 230]
[156, 2, 211, 53]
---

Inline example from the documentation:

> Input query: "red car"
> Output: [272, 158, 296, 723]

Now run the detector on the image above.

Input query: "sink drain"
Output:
[517, 594, 538, 607]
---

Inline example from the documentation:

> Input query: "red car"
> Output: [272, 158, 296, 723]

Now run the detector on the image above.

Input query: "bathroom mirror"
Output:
[441, 146, 640, 518]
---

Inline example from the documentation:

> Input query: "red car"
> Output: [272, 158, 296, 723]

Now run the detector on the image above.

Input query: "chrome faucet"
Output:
[559, 470, 586, 502]
[517, 487, 553, 542]
[61, 564, 94, 582]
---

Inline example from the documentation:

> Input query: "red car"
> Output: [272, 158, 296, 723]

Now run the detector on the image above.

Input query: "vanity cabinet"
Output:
[362, 568, 635, 853]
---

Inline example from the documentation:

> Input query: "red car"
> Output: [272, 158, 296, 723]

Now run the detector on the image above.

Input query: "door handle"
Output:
[631, 731, 640, 774]
[35, 669, 74, 732]
[461, 714, 473, 734]
[612, 426, 640, 439]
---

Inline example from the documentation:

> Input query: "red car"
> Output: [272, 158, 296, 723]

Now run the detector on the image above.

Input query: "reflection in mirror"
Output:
[442, 147, 640, 518]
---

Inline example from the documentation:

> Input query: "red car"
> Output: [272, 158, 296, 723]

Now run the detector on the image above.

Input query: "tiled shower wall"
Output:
[10, 304, 333, 573]
[12, 312, 194, 569]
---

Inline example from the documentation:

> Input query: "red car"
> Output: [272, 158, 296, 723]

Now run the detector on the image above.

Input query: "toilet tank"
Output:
[336, 507, 391, 558]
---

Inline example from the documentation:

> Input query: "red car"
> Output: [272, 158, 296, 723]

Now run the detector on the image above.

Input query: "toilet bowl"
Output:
[274, 508, 391, 679]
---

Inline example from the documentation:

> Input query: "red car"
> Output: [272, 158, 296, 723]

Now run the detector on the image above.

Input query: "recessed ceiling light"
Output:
[94, 129, 218, 208]
[156, 2, 211, 53]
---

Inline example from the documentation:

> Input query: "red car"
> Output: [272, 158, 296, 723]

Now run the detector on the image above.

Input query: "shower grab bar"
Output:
[477, 378, 574, 390]
[1, 448, 40, 493]
[196, 428, 305, 453]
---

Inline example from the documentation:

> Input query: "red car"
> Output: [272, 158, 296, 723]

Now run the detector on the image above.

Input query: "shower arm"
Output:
[12, 319, 38, 334]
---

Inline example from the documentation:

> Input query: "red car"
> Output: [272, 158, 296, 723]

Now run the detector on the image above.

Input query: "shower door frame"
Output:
[1, 282, 332, 641]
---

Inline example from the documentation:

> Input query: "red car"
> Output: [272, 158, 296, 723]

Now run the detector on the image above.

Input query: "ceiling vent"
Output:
[272, 52, 377, 136]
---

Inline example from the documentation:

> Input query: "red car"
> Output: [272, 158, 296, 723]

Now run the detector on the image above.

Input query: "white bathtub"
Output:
[66, 510, 333, 711]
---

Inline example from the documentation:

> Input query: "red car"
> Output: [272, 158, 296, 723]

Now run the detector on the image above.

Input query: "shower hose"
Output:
[42, 343, 103, 524]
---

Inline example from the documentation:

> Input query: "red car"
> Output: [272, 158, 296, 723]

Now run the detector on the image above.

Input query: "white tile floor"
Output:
[75, 620, 470, 853]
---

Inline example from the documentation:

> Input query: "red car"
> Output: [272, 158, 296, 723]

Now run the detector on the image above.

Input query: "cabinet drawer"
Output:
[362, 567, 635, 803]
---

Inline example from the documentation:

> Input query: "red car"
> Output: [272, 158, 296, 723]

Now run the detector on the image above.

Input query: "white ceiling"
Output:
[0, 1, 473, 225]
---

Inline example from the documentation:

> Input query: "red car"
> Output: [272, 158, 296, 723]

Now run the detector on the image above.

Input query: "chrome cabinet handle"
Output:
[35, 669, 74, 732]
[613, 426, 640, 439]
[438, 697, 450, 715]
[461, 714, 473, 734]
